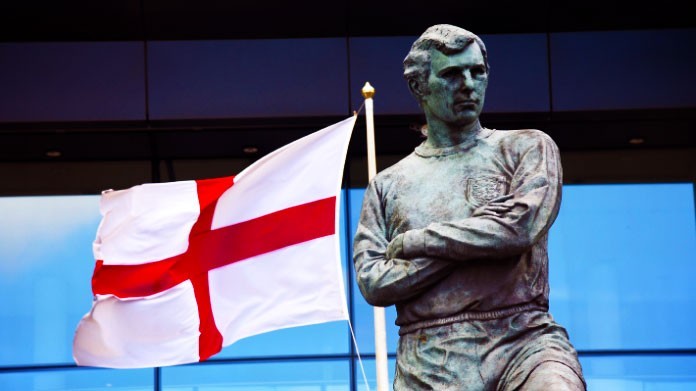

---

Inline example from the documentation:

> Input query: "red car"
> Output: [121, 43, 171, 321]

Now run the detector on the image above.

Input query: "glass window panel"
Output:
[162, 360, 350, 390]
[481, 33, 550, 113]
[549, 183, 696, 350]
[551, 30, 696, 111]
[0, 196, 101, 366]
[580, 354, 696, 390]
[350, 284, 399, 355]
[148, 39, 348, 119]
[348, 37, 421, 115]
[0, 42, 146, 122]
[353, 358, 397, 391]
[0, 368, 153, 391]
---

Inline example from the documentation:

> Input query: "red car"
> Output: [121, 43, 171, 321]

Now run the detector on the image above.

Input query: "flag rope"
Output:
[348, 318, 372, 391]
[354, 101, 366, 117]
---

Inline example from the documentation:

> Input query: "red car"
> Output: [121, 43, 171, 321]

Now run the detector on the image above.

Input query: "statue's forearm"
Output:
[400, 193, 552, 260]
[354, 251, 453, 307]
[352, 181, 454, 306]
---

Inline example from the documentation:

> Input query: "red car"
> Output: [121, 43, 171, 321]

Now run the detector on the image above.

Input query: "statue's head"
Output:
[404, 25, 489, 128]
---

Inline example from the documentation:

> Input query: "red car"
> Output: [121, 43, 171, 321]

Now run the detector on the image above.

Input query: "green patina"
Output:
[353, 24, 587, 390]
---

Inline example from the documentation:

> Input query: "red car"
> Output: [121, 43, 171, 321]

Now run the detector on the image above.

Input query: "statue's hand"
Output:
[386, 233, 405, 260]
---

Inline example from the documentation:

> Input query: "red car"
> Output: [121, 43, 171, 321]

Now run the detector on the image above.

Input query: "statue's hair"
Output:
[403, 24, 489, 99]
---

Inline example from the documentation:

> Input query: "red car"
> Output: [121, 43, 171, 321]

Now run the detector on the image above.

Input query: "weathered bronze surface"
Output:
[353, 24, 587, 390]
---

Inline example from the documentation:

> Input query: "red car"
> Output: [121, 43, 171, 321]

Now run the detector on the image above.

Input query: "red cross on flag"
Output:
[73, 116, 356, 368]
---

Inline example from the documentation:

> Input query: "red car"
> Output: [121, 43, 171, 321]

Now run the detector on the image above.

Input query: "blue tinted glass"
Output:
[354, 358, 397, 391]
[549, 183, 696, 350]
[148, 39, 348, 119]
[0, 42, 146, 122]
[580, 354, 696, 390]
[551, 30, 696, 111]
[348, 37, 421, 115]
[0, 196, 101, 366]
[351, 294, 399, 355]
[348, 189, 400, 354]
[0, 368, 153, 391]
[162, 360, 350, 390]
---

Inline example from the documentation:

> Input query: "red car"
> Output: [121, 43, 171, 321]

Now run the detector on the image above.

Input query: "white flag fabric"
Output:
[73, 116, 356, 368]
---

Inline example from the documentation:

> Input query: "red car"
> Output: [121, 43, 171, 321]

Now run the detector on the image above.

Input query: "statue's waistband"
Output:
[398, 302, 547, 336]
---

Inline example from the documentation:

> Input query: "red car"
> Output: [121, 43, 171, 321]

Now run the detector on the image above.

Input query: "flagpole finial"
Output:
[361, 82, 375, 99]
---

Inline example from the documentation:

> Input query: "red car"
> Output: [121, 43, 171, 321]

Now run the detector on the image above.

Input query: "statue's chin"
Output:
[452, 112, 479, 127]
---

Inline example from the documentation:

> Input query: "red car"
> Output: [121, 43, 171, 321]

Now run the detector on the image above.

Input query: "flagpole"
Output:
[361, 82, 389, 391]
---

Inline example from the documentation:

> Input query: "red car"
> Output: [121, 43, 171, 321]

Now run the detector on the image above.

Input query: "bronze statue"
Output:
[353, 24, 586, 390]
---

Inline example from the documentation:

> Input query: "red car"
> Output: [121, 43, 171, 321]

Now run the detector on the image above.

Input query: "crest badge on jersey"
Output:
[466, 176, 508, 206]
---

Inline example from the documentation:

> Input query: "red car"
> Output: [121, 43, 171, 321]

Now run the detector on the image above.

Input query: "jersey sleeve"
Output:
[352, 179, 454, 307]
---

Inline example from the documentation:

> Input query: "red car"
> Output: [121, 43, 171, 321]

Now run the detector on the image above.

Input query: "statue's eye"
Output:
[471, 65, 486, 78]
[440, 69, 459, 79]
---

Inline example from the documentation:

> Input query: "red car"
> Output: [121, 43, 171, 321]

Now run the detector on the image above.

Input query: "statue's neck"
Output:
[424, 119, 483, 149]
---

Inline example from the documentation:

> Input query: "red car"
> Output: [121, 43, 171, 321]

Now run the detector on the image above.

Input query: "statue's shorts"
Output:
[394, 310, 586, 391]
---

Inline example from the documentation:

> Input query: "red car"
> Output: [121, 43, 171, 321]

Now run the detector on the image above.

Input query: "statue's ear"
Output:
[408, 79, 423, 98]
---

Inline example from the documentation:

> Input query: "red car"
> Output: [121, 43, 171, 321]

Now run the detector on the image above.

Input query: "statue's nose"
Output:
[460, 71, 475, 90]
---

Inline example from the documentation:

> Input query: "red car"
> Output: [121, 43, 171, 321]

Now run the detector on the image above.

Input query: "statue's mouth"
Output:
[454, 100, 477, 109]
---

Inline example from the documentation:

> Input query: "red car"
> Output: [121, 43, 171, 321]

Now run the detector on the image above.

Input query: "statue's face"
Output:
[421, 43, 488, 127]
